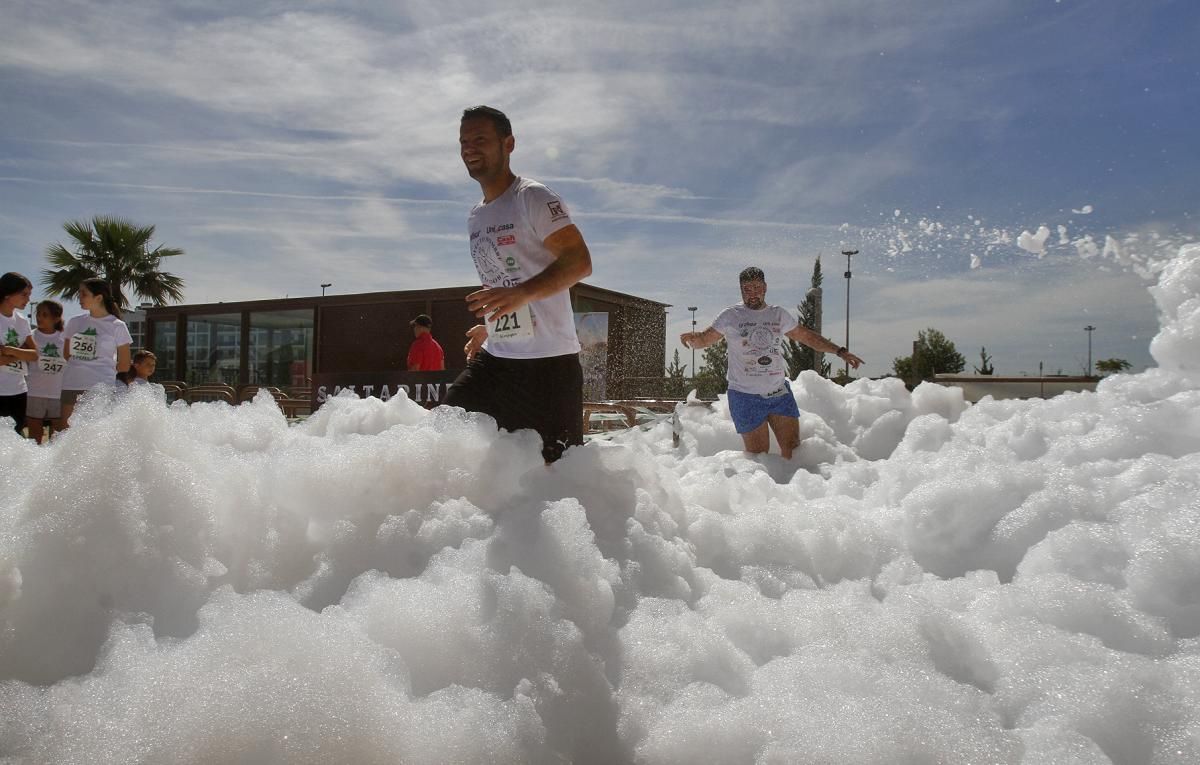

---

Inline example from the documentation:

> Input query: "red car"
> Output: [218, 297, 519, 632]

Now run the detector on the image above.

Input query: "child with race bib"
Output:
[60, 277, 132, 429]
[0, 272, 37, 435]
[25, 299, 67, 443]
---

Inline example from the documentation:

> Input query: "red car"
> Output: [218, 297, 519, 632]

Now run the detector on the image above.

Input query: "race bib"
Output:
[70, 333, 98, 361]
[489, 304, 534, 341]
[38, 355, 66, 375]
[1, 359, 25, 375]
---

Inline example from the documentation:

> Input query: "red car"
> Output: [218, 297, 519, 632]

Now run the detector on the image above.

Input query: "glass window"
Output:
[150, 318, 177, 381]
[249, 310, 314, 390]
[186, 313, 241, 385]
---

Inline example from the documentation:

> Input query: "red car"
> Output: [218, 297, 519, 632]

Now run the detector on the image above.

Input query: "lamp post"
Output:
[841, 249, 858, 378]
[687, 306, 698, 377]
[320, 283, 332, 297]
[1084, 324, 1096, 377]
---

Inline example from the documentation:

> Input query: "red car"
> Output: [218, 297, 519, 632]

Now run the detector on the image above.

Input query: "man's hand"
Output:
[464, 324, 488, 361]
[838, 349, 865, 370]
[681, 327, 720, 350]
[466, 284, 530, 322]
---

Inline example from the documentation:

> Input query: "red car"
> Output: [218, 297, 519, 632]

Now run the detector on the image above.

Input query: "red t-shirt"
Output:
[407, 332, 445, 371]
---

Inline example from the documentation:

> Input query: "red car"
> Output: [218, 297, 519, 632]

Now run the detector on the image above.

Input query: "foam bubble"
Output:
[2, 246, 1199, 763]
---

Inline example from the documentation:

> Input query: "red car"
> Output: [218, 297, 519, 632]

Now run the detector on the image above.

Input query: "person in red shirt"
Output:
[407, 314, 445, 371]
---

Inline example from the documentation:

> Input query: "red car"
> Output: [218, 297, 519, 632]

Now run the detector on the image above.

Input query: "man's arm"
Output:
[464, 324, 487, 361]
[465, 224, 592, 320]
[784, 325, 864, 369]
[681, 327, 723, 350]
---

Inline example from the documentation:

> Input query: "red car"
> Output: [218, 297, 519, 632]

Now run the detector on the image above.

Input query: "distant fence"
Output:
[613, 376, 722, 400]
[933, 374, 1098, 402]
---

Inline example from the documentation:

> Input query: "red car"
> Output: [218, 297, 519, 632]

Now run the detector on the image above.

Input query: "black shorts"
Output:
[0, 392, 27, 435]
[446, 350, 583, 463]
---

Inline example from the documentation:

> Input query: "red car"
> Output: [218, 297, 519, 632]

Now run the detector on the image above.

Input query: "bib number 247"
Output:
[489, 304, 534, 341]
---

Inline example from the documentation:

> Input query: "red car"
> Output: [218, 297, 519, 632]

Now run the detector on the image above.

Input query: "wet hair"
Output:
[461, 105, 513, 138]
[0, 272, 32, 301]
[739, 266, 765, 284]
[37, 299, 65, 332]
[81, 277, 122, 318]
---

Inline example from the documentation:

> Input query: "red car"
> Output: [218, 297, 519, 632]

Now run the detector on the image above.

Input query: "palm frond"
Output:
[41, 216, 188, 307]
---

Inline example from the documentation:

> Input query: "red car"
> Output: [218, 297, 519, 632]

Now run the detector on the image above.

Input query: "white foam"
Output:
[1, 245, 1199, 763]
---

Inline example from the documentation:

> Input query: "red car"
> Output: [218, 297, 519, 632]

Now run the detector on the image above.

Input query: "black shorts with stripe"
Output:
[445, 350, 583, 463]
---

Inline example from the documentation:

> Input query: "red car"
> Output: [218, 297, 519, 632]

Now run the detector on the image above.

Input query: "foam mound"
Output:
[1, 245, 1199, 764]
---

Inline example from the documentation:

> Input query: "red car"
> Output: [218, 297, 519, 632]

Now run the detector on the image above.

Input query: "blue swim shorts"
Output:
[726, 382, 801, 434]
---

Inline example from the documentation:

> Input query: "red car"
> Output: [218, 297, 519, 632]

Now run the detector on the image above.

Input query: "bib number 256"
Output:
[489, 304, 534, 341]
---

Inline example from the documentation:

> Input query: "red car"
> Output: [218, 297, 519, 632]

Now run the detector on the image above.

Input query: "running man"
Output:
[447, 105, 593, 463]
[681, 266, 864, 459]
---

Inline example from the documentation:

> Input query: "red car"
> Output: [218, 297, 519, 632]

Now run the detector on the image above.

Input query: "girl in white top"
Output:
[25, 299, 67, 443]
[126, 349, 157, 385]
[60, 277, 132, 428]
[0, 272, 37, 436]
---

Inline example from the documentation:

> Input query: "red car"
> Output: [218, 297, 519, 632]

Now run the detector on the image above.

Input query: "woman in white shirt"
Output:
[0, 272, 38, 435]
[60, 277, 132, 428]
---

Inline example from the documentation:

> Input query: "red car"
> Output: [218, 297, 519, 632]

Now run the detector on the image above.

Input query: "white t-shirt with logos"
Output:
[712, 303, 799, 395]
[467, 176, 581, 359]
[26, 329, 66, 399]
[62, 313, 133, 391]
[0, 310, 32, 395]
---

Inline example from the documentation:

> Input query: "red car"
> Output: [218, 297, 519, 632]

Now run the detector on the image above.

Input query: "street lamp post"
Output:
[1084, 324, 1096, 376]
[841, 249, 858, 378]
[320, 283, 332, 297]
[687, 306, 698, 378]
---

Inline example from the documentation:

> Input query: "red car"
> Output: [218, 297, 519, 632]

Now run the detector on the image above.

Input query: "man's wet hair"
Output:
[461, 105, 512, 138]
[739, 266, 765, 283]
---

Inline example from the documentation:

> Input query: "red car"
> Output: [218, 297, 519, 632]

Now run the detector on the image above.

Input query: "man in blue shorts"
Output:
[681, 266, 864, 459]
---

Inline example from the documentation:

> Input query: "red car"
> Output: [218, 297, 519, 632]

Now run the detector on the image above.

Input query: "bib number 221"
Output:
[489, 304, 534, 341]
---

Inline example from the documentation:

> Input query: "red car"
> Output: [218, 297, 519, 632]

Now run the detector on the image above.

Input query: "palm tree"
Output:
[42, 216, 186, 311]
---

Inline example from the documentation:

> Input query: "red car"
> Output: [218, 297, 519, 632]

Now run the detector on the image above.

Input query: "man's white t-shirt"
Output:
[62, 313, 133, 391]
[712, 303, 798, 395]
[467, 176, 581, 359]
[0, 310, 32, 395]
[26, 329, 66, 399]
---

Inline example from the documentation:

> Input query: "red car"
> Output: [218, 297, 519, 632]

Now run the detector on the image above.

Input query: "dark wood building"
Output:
[143, 283, 667, 400]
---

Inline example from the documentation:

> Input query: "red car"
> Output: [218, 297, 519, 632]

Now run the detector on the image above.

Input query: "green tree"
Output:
[893, 327, 965, 387]
[694, 338, 728, 399]
[1094, 358, 1132, 376]
[42, 216, 186, 312]
[664, 348, 688, 398]
[783, 255, 831, 378]
[974, 346, 995, 375]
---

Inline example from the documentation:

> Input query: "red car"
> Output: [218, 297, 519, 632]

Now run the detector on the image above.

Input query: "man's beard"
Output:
[744, 297, 764, 309]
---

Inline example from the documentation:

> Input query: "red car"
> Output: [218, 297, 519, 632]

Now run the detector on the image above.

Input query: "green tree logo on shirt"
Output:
[42, 342, 61, 357]
[3, 328, 18, 346]
[81, 327, 98, 336]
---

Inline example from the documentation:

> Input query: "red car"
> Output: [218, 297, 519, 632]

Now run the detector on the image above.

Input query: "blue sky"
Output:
[1, 0, 1197, 377]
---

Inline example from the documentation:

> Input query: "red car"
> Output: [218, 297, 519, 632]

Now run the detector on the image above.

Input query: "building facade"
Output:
[143, 283, 667, 400]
